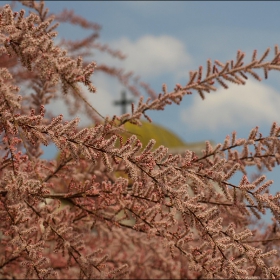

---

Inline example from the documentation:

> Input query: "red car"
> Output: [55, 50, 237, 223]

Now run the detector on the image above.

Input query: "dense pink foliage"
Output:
[0, 1, 280, 279]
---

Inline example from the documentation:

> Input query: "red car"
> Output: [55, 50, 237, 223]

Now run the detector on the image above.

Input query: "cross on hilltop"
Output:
[113, 91, 134, 115]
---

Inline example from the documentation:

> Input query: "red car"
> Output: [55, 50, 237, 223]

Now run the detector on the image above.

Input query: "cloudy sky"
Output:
[13, 2, 280, 213]
[40, 1, 280, 141]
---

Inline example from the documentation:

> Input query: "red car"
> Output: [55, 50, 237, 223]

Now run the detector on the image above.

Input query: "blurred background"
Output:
[11, 1, 280, 222]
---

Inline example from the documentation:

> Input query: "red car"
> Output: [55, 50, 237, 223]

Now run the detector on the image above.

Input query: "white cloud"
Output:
[109, 35, 192, 79]
[180, 80, 280, 132]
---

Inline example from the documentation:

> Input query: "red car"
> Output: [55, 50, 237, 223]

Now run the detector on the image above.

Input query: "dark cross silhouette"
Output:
[113, 91, 134, 115]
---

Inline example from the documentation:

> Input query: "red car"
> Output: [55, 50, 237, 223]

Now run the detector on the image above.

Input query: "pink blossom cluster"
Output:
[0, 1, 280, 279]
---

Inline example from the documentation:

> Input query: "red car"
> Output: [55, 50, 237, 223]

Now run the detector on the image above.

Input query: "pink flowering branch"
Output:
[0, 2, 280, 279]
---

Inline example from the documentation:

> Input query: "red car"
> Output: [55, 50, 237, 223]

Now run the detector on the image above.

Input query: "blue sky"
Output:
[12, 2, 280, 219]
